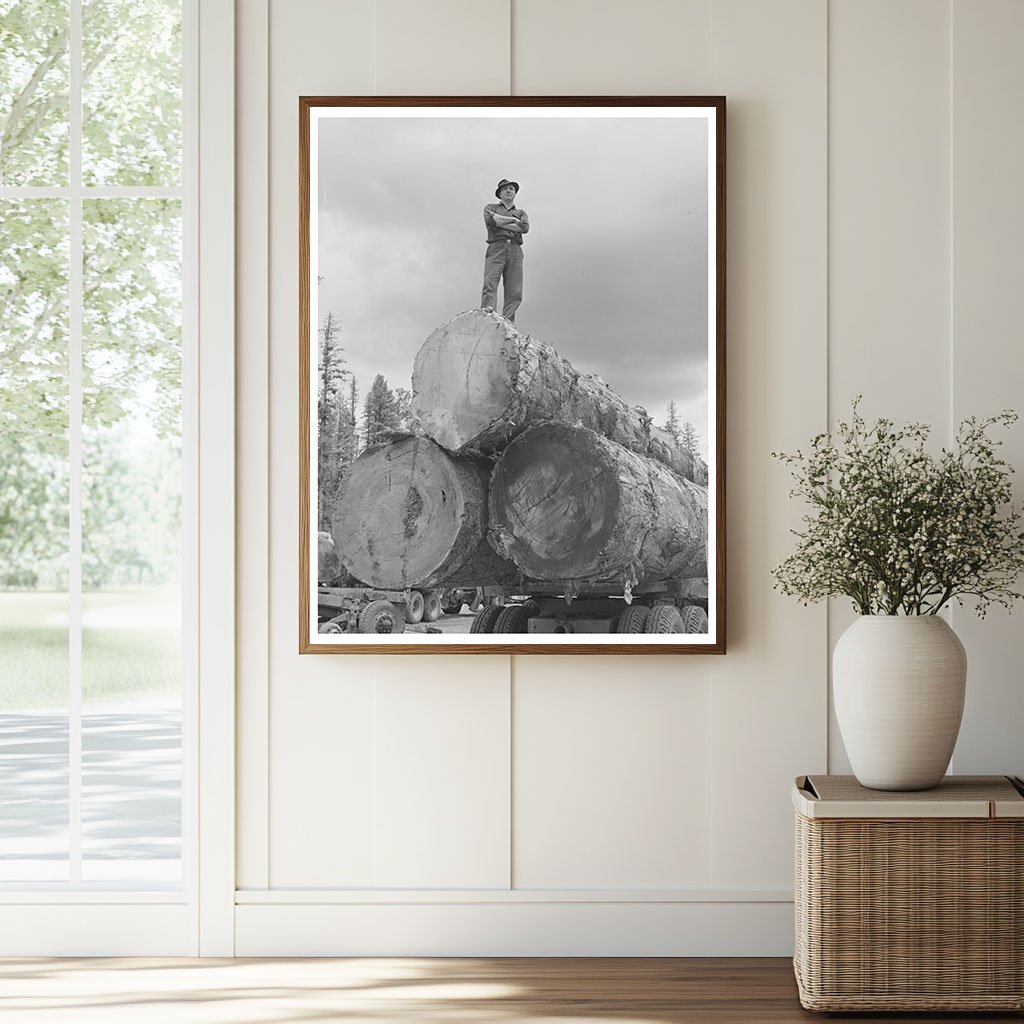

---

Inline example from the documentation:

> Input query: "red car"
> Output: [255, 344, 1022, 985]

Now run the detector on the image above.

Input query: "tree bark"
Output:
[412, 308, 709, 485]
[488, 423, 707, 588]
[331, 434, 518, 590]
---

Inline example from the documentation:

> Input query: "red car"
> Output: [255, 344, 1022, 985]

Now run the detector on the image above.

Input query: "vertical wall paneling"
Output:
[508, 1, 719, 895]
[374, 663, 511, 888]
[513, 658, 713, 889]
[270, 671, 379, 886]
[369, 0, 514, 890]
[949, 0, 1024, 777]
[266, 0, 377, 888]
[828, 0, 951, 422]
[375, 0, 510, 94]
[267, 0, 515, 891]
[236, 0, 270, 892]
[234, 0, 1024, 954]
[512, 0, 712, 95]
[827, 0, 952, 773]
[708, 0, 828, 889]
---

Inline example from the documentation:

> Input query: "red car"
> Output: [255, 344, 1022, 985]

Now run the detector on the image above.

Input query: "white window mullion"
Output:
[0, 187, 69, 199]
[68, 0, 83, 885]
[181, 0, 200, 914]
[0, 186, 183, 199]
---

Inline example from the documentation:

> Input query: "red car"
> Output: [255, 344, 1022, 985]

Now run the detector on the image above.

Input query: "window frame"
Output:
[0, 0, 235, 955]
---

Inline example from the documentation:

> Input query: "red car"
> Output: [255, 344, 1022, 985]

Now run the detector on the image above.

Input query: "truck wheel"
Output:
[423, 590, 442, 622]
[647, 604, 684, 633]
[404, 590, 425, 624]
[470, 605, 503, 634]
[359, 600, 405, 634]
[440, 589, 462, 614]
[616, 604, 650, 633]
[494, 604, 530, 633]
[681, 605, 708, 634]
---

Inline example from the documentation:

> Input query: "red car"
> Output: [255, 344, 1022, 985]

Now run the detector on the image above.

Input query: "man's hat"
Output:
[495, 178, 520, 197]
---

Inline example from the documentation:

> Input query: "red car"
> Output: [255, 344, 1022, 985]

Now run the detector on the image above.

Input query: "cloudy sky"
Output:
[316, 110, 710, 451]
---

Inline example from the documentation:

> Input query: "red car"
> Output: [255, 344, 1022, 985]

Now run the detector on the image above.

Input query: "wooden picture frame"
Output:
[299, 96, 725, 654]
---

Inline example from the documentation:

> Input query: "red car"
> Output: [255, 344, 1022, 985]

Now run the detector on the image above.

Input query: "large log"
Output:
[331, 435, 518, 590]
[488, 423, 707, 587]
[412, 308, 709, 485]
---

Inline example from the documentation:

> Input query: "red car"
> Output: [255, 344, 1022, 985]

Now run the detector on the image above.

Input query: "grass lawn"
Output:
[0, 589, 181, 710]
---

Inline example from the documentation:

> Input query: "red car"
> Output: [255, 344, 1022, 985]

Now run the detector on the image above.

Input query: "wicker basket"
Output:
[793, 775, 1024, 1012]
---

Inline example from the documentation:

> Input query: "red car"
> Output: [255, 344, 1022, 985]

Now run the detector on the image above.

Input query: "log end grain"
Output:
[411, 309, 518, 451]
[332, 435, 468, 590]
[489, 424, 623, 581]
[489, 423, 708, 586]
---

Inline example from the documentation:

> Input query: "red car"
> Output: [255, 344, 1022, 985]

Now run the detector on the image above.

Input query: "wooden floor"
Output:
[0, 957, 1020, 1023]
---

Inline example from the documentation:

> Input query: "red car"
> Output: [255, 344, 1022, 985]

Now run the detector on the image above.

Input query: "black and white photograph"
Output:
[300, 98, 725, 652]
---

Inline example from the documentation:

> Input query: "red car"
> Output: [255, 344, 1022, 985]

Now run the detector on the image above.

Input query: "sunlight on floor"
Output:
[0, 958, 671, 1024]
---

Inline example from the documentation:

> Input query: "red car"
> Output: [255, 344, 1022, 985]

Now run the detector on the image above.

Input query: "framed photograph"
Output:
[300, 96, 725, 654]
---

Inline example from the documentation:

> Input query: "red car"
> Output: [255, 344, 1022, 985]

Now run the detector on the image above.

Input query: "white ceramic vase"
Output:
[833, 615, 967, 791]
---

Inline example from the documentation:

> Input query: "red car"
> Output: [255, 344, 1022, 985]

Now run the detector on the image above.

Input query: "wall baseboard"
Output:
[235, 887, 792, 904]
[0, 904, 196, 956]
[235, 900, 795, 956]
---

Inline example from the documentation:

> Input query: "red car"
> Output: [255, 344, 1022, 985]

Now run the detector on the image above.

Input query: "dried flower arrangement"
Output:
[773, 401, 1024, 616]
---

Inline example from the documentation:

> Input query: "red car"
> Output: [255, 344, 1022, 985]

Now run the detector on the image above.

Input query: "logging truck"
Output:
[317, 579, 708, 635]
[317, 533, 471, 633]
[317, 584, 449, 633]
[320, 521, 708, 636]
[464, 578, 709, 635]
[321, 309, 712, 636]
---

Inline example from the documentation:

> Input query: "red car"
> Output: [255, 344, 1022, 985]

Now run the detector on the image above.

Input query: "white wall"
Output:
[234, 0, 1024, 955]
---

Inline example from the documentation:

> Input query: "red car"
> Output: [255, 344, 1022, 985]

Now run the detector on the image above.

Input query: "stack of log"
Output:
[331, 309, 708, 592]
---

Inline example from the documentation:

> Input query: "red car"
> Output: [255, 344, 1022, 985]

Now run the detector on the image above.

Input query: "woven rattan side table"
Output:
[793, 774, 1024, 1012]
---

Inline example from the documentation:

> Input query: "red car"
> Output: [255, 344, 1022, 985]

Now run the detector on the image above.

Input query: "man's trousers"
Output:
[480, 240, 523, 322]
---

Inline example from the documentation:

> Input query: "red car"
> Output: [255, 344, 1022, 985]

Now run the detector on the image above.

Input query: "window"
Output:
[0, 0, 193, 890]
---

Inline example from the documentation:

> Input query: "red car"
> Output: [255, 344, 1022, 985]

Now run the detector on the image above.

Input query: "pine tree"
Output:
[663, 400, 682, 444]
[317, 311, 348, 530]
[393, 387, 413, 431]
[349, 376, 360, 451]
[318, 312, 346, 429]
[334, 399, 357, 468]
[682, 421, 699, 457]
[363, 374, 401, 448]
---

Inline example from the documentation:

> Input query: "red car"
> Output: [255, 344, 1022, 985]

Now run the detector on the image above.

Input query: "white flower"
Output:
[772, 402, 1024, 616]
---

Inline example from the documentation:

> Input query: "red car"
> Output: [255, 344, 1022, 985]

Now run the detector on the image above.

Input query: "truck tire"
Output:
[423, 590, 443, 622]
[616, 604, 650, 633]
[470, 605, 503, 634]
[681, 605, 708, 634]
[405, 590, 425, 624]
[647, 604, 684, 633]
[359, 600, 405, 634]
[494, 604, 530, 633]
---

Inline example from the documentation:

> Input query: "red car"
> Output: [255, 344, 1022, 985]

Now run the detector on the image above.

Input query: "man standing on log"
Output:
[481, 178, 529, 323]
